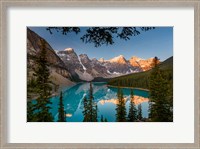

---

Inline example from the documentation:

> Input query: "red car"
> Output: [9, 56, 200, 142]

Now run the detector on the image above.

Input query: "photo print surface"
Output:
[27, 27, 173, 122]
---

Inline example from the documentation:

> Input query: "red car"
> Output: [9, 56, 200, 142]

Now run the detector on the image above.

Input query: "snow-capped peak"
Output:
[64, 48, 74, 52]
[109, 55, 127, 64]
[118, 55, 124, 58]
[99, 58, 105, 62]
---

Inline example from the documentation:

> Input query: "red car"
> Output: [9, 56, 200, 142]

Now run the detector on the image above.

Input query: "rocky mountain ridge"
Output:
[27, 28, 159, 83]
[27, 28, 75, 93]
[56, 48, 159, 81]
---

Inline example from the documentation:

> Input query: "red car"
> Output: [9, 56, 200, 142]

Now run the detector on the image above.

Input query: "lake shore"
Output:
[107, 84, 149, 91]
[27, 83, 77, 101]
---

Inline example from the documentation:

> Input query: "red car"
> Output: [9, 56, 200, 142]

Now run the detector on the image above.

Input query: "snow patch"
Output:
[77, 93, 87, 109]
[58, 53, 66, 57]
[107, 70, 111, 74]
[113, 72, 121, 75]
[54, 50, 59, 55]
[107, 70, 122, 75]
[78, 55, 87, 71]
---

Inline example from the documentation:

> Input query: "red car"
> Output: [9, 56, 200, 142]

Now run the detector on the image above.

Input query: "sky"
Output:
[29, 27, 173, 61]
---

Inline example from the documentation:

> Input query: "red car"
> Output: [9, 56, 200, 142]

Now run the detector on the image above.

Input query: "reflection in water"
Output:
[132, 96, 149, 105]
[48, 82, 149, 122]
[99, 98, 122, 105]
[98, 96, 149, 105]
[65, 113, 72, 117]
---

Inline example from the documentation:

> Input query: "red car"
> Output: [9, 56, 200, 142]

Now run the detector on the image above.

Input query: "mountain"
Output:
[56, 49, 144, 81]
[129, 56, 160, 71]
[55, 48, 161, 81]
[27, 28, 75, 93]
[107, 56, 173, 89]
[27, 28, 163, 83]
[109, 55, 127, 64]
[129, 56, 142, 67]
[56, 49, 111, 81]
[55, 48, 87, 81]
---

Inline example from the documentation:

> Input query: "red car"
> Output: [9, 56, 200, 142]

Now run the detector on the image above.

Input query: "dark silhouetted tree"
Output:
[149, 57, 172, 122]
[58, 91, 65, 122]
[32, 39, 54, 122]
[83, 82, 98, 122]
[27, 77, 37, 99]
[127, 89, 137, 122]
[116, 87, 127, 122]
[101, 115, 104, 122]
[137, 104, 143, 121]
[83, 96, 90, 122]
[46, 27, 155, 47]
[27, 77, 37, 122]
[27, 100, 37, 122]
[100, 115, 108, 122]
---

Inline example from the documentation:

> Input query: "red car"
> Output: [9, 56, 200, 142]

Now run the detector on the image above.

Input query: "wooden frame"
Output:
[0, 0, 199, 148]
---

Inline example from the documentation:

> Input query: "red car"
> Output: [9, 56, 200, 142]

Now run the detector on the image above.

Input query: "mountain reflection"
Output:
[65, 113, 72, 117]
[50, 82, 149, 122]
[98, 95, 149, 105]
[132, 96, 149, 105]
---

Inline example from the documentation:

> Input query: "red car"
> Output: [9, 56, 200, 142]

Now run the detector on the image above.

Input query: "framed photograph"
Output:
[1, 0, 199, 148]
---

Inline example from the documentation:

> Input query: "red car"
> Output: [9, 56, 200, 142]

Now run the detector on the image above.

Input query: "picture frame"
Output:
[0, 0, 199, 148]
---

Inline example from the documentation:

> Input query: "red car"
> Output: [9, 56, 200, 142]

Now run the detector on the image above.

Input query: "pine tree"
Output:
[137, 104, 142, 121]
[27, 77, 37, 122]
[58, 91, 66, 122]
[89, 82, 98, 122]
[104, 118, 108, 122]
[149, 57, 172, 122]
[32, 39, 53, 122]
[83, 82, 98, 122]
[88, 82, 94, 121]
[116, 88, 127, 122]
[94, 104, 98, 122]
[89, 82, 94, 119]
[101, 115, 104, 122]
[117, 86, 121, 99]
[100, 115, 108, 122]
[27, 77, 37, 99]
[27, 100, 36, 121]
[127, 89, 137, 122]
[83, 96, 90, 122]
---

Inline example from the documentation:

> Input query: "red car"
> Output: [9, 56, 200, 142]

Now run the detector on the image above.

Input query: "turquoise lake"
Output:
[49, 82, 149, 122]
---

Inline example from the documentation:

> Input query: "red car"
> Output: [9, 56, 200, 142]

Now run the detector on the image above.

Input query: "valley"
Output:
[27, 28, 162, 93]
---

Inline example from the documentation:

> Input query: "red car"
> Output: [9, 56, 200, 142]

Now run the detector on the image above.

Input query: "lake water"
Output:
[49, 82, 149, 122]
